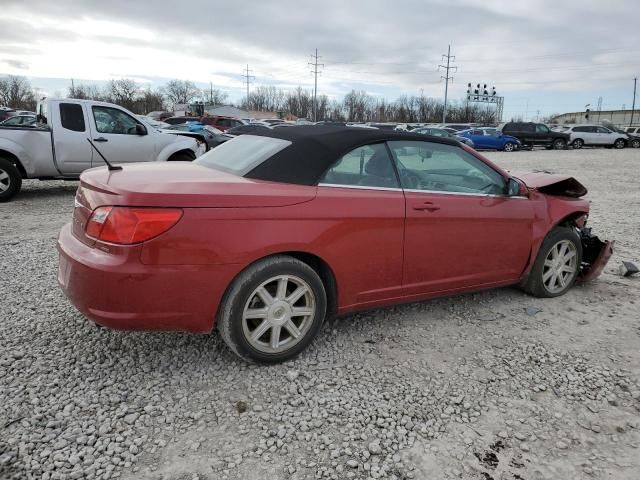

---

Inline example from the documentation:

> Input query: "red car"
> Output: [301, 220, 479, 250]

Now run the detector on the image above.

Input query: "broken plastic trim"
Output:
[578, 227, 614, 282]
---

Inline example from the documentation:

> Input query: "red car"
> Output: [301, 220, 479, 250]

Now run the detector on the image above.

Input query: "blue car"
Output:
[457, 128, 521, 152]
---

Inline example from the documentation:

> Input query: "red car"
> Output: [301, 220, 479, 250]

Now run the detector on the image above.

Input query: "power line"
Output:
[309, 48, 324, 122]
[241, 64, 254, 107]
[438, 44, 457, 123]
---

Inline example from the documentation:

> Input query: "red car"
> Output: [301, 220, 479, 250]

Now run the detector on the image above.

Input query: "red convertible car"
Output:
[58, 126, 612, 362]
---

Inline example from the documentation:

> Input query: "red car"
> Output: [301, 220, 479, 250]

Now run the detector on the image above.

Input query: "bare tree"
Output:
[0, 75, 37, 110]
[106, 79, 138, 110]
[163, 80, 201, 107]
[204, 83, 228, 106]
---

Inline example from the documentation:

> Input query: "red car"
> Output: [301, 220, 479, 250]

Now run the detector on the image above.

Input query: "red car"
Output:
[199, 115, 245, 132]
[57, 127, 613, 363]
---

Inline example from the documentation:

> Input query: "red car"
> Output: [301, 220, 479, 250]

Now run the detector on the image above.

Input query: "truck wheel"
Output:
[552, 138, 566, 150]
[0, 157, 22, 202]
[168, 151, 195, 162]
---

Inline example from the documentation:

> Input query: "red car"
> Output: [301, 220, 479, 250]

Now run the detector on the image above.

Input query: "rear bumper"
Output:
[57, 223, 237, 333]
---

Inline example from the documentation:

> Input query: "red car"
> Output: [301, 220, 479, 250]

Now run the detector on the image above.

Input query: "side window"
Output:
[535, 124, 549, 133]
[523, 124, 535, 133]
[596, 127, 610, 133]
[92, 106, 139, 135]
[471, 129, 484, 135]
[60, 103, 86, 132]
[387, 140, 506, 195]
[573, 126, 586, 133]
[217, 118, 231, 128]
[319, 143, 399, 188]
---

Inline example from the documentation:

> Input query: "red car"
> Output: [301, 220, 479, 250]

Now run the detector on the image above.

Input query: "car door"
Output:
[315, 143, 405, 306]
[50, 102, 94, 174]
[387, 140, 535, 295]
[595, 126, 613, 145]
[467, 129, 489, 148]
[481, 129, 503, 149]
[89, 105, 157, 166]
[534, 124, 553, 145]
[520, 123, 537, 145]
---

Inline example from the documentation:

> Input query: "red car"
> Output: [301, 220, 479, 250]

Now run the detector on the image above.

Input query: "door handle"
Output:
[93, 137, 108, 142]
[413, 202, 440, 212]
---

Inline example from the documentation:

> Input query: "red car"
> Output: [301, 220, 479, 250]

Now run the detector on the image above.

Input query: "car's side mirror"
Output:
[507, 177, 526, 196]
[135, 123, 147, 135]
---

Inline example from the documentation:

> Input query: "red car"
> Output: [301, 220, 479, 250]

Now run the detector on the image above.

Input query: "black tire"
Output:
[503, 142, 516, 152]
[631, 138, 640, 149]
[572, 138, 584, 149]
[217, 255, 327, 363]
[0, 157, 22, 202]
[168, 151, 195, 162]
[613, 138, 626, 149]
[552, 138, 567, 150]
[521, 227, 582, 298]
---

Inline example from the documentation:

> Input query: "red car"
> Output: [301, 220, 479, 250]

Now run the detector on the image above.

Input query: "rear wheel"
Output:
[217, 255, 327, 363]
[552, 138, 567, 150]
[572, 138, 584, 149]
[503, 142, 516, 152]
[0, 157, 22, 202]
[613, 138, 626, 149]
[522, 227, 582, 298]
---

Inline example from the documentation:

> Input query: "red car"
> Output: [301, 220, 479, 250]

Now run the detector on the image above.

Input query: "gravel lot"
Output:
[1, 147, 639, 480]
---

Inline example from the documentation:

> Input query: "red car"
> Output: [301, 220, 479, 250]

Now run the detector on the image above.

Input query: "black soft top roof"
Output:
[245, 125, 460, 185]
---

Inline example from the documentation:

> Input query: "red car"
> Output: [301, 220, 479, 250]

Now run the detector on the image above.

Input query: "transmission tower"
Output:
[438, 44, 457, 124]
[242, 64, 254, 109]
[309, 49, 324, 122]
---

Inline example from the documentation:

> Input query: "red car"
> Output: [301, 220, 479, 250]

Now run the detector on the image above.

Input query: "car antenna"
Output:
[86, 139, 123, 171]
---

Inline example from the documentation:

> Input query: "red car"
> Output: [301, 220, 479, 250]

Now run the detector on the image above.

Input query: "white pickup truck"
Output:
[0, 98, 202, 202]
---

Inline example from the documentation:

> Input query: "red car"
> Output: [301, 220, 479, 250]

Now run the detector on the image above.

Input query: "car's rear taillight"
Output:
[85, 206, 183, 244]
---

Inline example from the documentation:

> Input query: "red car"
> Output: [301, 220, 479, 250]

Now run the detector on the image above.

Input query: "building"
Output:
[551, 109, 639, 127]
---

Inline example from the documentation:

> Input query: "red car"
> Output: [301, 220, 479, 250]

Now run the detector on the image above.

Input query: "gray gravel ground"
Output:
[1, 147, 639, 480]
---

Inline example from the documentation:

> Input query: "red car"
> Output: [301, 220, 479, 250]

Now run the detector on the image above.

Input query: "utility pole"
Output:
[631, 77, 637, 126]
[70, 78, 75, 96]
[438, 44, 457, 124]
[242, 64, 254, 110]
[309, 49, 324, 122]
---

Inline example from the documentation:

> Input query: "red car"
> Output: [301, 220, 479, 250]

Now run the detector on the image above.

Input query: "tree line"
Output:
[1, 74, 500, 124]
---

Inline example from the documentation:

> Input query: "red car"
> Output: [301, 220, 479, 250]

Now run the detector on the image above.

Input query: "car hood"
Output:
[78, 163, 317, 208]
[511, 171, 587, 198]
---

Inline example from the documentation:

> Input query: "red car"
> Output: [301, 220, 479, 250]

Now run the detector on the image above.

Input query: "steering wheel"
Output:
[399, 170, 420, 189]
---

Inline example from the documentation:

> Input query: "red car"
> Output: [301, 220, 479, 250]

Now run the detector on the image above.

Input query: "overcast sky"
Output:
[1, 0, 638, 119]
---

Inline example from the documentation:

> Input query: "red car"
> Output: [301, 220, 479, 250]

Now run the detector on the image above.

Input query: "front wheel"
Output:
[521, 227, 582, 298]
[503, 142, 516, 152]
[217, 255, 327, 363]
[572, 139, 584, 149]
[552, 138, 567, 150]
[0, 157, 22, 202]
[613, 138, 626, 149]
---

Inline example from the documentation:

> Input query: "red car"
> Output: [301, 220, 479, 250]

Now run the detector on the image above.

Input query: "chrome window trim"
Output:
[318, 183, 402, 192]
[317, 183, 528, 199]
[403, 188, 529, 199]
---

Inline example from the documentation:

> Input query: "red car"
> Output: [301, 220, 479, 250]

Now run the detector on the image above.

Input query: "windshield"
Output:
[195, 134, 291, 176]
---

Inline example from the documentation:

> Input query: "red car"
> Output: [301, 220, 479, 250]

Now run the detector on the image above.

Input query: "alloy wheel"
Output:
[503, 142, 515, 152]
[242, 275, 316, 353]
[0, 168, 10, 193]
[614, 139, 625, 149]
[542, 240, 578, 294]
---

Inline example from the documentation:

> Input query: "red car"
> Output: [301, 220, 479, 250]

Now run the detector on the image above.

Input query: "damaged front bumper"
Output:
[578, 228, 614, 282]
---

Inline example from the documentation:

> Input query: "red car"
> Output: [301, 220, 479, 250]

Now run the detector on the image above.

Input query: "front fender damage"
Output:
[578, 227, 614, 282]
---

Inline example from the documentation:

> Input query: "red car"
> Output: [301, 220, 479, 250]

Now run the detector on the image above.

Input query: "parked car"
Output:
[565, 125, 628, 149]
[413, 127, 475, 147]
[0, 114, 37, 126]
[199, 115, 245, 132]
[622, 128, 640, 148]
[605, 124, 639, 149]
[164, 123, 231, 151]
[57, 126, 612, 363]
[625, 126, 639, 135]
[457, 127, 521, 151]
[0, 98, 201, 202]
[499, 122, 569, 149]
[0, 108, 16, 123]
[226, 124, 272, 136]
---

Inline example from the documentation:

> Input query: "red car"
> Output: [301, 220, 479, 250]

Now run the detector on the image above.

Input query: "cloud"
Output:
[0, 0, 638, 117]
